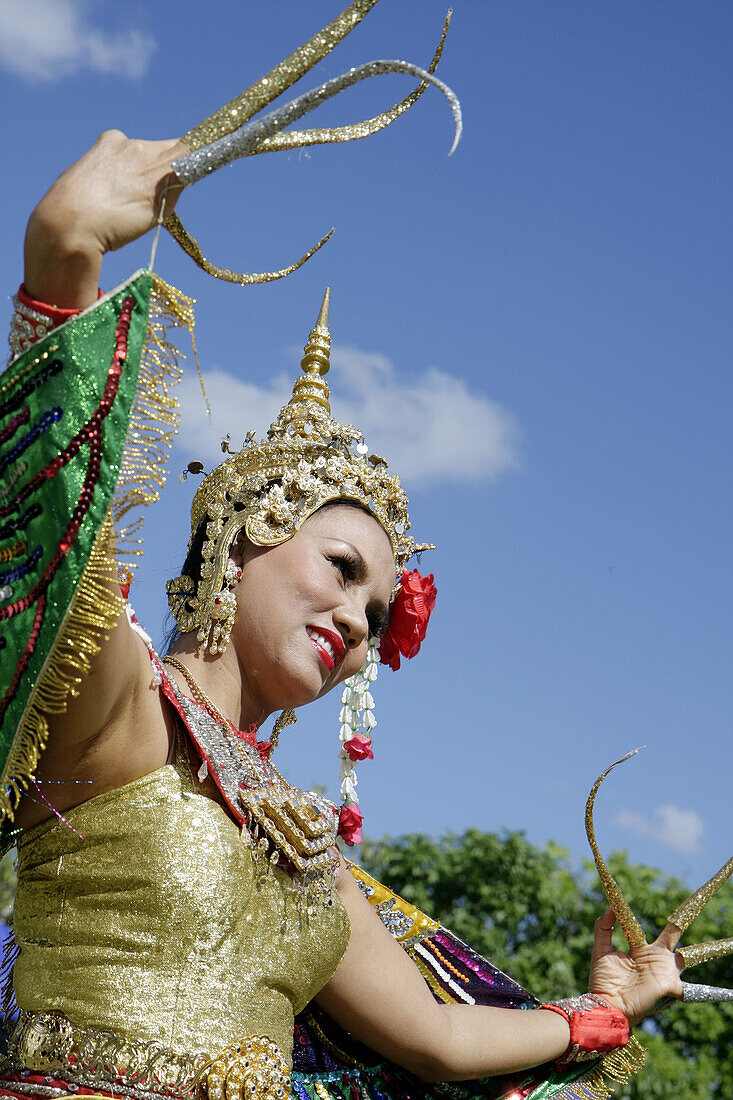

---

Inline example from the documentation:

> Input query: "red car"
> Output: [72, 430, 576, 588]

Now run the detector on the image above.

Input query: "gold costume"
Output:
[9, 733, 349, 1096]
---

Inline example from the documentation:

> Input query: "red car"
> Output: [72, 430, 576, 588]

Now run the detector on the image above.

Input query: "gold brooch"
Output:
[197, 1037, 290, 1100]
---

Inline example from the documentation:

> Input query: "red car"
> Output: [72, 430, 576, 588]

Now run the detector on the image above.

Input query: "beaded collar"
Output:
[151, 648, 340, 894]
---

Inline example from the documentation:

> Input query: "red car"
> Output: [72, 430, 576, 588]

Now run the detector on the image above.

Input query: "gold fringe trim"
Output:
[0, 275, 195, 823]
[111, 274, 195, 525]
[550, 1036, 646, 1100]
[0, 520, 124, 818]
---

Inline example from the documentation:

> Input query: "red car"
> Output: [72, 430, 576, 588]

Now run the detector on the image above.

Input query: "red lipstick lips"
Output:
[307, 625, 345, 671]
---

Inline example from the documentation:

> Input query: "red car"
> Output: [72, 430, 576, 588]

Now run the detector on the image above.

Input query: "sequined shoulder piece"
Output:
[160, 670, 275, 827]
[157, 661, 339, 886]
[292, 868, 646, 1100]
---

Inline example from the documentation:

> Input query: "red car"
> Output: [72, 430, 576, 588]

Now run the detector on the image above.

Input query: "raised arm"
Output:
[7, 134, 190, 827]
[23, 130, 187, 308]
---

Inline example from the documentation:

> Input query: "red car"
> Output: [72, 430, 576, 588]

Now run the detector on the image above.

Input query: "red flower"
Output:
[337, 804, 364, 846]
[379, 569, 437, 670]
[344, 735, 374, 762]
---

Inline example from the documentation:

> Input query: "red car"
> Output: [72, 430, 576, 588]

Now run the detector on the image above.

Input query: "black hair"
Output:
[160, 519, 208, 654]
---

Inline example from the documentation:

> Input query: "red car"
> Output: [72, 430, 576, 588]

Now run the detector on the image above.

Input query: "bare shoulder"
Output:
[14, 600, 172, 829]
[53, 596, 157, 741]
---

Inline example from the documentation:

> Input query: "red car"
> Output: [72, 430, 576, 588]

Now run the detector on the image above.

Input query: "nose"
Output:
[334, 596, 368, 650]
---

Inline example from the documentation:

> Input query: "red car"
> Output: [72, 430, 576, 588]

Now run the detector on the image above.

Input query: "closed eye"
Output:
[329, 552, 360, 583]
[328, 547, 390, 638]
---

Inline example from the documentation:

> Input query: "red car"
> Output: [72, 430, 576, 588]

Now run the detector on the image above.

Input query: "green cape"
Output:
[0, 270, 193, 820]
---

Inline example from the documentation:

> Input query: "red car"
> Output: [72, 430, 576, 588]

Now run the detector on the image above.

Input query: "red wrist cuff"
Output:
[9, 284, 104, 360]
[541, 994, 630, 1066]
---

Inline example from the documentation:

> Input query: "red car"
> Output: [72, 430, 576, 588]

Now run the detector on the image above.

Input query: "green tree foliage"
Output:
[361, 830, 732, 1099]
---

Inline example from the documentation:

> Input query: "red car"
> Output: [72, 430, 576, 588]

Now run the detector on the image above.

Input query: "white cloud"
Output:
[173, 345, 520, 486]
[0, 0, 155, 81]
[617, 804, 705, 855]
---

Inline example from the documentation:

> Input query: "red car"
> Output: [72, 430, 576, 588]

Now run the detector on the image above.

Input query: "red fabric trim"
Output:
[17, 283, 104, 324]
[542, 998, 629, 1063]
[156, 663, 245, 827]
[156, 661, 261, 752]
[150, 652, 270, 826]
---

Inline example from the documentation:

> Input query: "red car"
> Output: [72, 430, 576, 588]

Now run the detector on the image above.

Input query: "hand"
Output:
[24, 130, 189, 308]
[587, 909, 684, 1025]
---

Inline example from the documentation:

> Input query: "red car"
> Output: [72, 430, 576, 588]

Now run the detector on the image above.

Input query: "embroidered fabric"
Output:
[7, 287, 103, 364]
[3, 1010, 206, 1098]
[156, 655, 341, 892]
[540, 993, 630, 1065]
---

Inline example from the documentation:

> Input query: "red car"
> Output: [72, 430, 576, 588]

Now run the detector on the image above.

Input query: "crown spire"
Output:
[314, 285, 330, 333]
[290, 287, 332, 412]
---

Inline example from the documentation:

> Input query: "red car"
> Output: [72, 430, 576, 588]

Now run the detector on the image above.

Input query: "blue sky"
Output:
[1, 0, 732, 896]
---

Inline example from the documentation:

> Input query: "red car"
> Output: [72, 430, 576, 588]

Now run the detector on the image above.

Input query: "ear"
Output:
[228, 535, 245, 570]
[229, 530, 266, 570]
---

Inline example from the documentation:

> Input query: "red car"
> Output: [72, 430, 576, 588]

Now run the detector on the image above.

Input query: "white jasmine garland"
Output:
[337, 637, 380, 813]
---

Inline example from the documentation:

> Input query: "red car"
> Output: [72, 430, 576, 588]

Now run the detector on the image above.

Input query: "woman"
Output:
[0, 126, 696, 1100]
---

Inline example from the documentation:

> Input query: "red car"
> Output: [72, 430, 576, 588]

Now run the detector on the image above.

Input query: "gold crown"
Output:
[166, 290, 429, 651]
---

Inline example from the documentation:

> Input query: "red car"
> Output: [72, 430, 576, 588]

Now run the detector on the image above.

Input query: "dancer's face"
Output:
[230, 504, 394, 716]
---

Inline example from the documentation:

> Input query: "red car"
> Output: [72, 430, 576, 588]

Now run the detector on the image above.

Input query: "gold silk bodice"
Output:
[13, 755, 350, 1068]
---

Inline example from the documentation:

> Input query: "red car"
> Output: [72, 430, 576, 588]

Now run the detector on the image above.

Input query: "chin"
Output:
[271, 660, 332, 711]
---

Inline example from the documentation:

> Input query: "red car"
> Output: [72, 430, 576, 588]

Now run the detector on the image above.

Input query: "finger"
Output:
[159, 141, 190, 218]
[168, 138, 191, 160]
[592, 908, 616, 956]
[656, 921, 682, 952]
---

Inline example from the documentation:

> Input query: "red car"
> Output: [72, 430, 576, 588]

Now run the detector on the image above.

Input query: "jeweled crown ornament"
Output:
[166, 289, 430, 653]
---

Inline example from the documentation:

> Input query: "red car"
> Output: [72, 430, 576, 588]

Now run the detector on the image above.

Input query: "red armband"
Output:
[540, 993, 630, 1066]
[8, 284, 104, 360]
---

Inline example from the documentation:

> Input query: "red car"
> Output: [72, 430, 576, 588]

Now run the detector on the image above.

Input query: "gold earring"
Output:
[198, 560, 242, 655]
